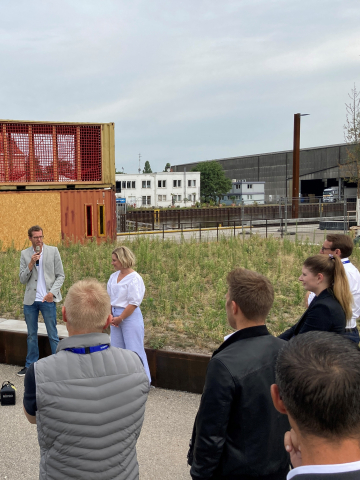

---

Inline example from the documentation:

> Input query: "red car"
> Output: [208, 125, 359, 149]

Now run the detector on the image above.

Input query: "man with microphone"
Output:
[17, 225, 65, 376]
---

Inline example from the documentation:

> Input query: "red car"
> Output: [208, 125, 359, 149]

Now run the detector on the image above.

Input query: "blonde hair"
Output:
[64, 279, 110, 330]
[112, 246, 135, 269]
[304, 255, 353, 320]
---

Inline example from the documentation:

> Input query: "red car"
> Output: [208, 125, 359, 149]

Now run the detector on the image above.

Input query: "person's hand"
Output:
[111, 315, 123, 327]
[284, 429, 302, 468]
[29, 252, 40, 268]
[42, 292, 54, 303]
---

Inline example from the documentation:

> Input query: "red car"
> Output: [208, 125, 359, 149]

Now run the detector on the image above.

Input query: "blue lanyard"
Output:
[64, 344, 110, 354]
[342, 260, 350, 265]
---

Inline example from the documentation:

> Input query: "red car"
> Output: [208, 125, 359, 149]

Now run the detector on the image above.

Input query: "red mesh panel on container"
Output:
[80, 126, 101, 181]
[0, 123, 101, 183]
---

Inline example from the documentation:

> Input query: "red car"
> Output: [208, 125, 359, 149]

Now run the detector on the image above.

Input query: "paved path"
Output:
[0, 363, 200, 480]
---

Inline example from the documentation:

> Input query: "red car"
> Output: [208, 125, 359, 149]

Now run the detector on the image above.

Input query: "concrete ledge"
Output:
[0, 320, 209, 394]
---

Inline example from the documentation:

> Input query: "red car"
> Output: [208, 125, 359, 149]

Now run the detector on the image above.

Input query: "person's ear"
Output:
[271, 384, 288, 414]
[62, 306, 67, 323]
[104, 314, 112, 330]
[334, 249, 341, 257]
[317, 273, 324, 284]
[232, 300, 238, 316]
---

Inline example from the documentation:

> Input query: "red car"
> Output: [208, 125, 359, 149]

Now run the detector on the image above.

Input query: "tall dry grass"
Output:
[1, 234, 359, 352]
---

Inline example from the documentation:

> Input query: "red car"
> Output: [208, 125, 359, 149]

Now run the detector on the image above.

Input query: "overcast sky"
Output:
[1, 0, 359, 173]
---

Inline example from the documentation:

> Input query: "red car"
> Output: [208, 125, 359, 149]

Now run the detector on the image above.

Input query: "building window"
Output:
[116, 181, 121, 193]
[142, 196, 147, 205]
[98, 205, 106, 236]
[173, 180, 181, 187]
[147, 180, 151, 188]
[127, 181, 131, 188]
[158, 180, 166, 188]
[192, 194, 196, 202]
[122, 181, 126, 189]
[85, 205, 93, 237]
[132, 181, 136, 188]
[188, 179, 196, 187]
[188, 194, 191, 200]
[158, 195, 162, 201]
[236, 184, 239, 189]
[142, 181, 146, 188]
[247, 195, 252, 199]
[147, 196, 151, 205]
[247, 184, 253, 189]
[177, 195, 182, 201]
[163, 195, 166, 201]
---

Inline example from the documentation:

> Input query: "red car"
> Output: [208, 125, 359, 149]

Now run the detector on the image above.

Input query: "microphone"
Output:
[35, 246, 40, 266]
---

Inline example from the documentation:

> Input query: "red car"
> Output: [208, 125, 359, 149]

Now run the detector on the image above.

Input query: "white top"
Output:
[287, 459, 360, 479]
[107, 271, 145, 308]
[308, 258, 360, 328]
[34, 248, 47, 302]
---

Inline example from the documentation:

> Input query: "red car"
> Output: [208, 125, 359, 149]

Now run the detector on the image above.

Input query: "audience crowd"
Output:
[16, 227, 360, 479]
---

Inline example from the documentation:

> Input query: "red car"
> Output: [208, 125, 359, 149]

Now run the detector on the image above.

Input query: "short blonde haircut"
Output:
[64, 279, 110, 330]
[112, 246, 135, 269]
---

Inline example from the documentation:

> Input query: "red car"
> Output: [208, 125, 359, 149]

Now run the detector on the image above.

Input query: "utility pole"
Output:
[292, 113, 309, 218]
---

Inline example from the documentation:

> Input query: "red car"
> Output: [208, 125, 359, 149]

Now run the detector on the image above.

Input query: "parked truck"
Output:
[322, 186, 357, 202]
[323, 187, 339, 203]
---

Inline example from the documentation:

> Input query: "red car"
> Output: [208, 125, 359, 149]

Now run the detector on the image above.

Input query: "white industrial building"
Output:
[115, 171, 201, 208]
[222, 180, 265, 205]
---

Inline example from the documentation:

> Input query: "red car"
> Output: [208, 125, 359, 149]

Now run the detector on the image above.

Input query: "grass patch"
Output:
[2, 234, 356, 353]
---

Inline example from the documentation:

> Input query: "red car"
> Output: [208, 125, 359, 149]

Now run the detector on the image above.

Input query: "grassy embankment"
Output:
[1, 235, 359, 353]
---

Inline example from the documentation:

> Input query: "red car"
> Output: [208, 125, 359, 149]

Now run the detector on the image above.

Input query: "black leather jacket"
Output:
[189, 325, 290, 480]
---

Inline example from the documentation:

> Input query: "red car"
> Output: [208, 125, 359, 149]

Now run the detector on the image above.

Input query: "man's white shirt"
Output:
[33, 248, 47, 302]
[287, 460, 360, 479]
[308, 258, 360, 328]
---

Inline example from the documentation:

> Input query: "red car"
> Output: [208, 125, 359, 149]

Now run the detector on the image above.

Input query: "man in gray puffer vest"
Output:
[23, 278, 150, 480]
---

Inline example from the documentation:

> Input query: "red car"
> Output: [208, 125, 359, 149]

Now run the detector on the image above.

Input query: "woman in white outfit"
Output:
[107, 246, 151, 383]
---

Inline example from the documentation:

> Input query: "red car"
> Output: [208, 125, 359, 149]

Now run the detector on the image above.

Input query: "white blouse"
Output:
[107, 271, 145, 308]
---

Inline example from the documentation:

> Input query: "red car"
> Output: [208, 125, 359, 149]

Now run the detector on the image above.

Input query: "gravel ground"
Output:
[0, 363, 200, 480]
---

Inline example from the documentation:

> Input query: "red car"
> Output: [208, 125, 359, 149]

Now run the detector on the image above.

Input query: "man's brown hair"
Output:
[28, 225, 43, 237]
[226, 268, 274, 320]
[326, 234, 353, 258]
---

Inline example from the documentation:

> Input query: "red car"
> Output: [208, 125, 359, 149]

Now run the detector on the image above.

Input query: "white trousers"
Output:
[111, 306, 151, 383]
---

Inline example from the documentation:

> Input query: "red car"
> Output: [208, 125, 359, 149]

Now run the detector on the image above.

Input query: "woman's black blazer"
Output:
[279, 288, 346, 341]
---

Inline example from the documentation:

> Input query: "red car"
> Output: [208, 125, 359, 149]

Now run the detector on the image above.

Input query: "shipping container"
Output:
[0, 120, 115, 190]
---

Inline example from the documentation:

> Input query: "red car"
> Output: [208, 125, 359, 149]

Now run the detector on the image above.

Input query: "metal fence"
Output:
[117, 198, 357, 242]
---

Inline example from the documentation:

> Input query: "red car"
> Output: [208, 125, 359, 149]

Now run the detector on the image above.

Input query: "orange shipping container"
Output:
[60, 189, 116, 243]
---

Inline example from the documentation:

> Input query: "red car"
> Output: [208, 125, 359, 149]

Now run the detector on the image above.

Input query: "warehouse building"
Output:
[172, 143, 356, 202]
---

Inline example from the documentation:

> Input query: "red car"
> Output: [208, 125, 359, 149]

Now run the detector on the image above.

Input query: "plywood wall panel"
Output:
[0, 191, 61, 250]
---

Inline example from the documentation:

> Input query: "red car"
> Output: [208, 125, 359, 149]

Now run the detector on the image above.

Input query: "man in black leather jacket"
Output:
[188, 268, 290, 480]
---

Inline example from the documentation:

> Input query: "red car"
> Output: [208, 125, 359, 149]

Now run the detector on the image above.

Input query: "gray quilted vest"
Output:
[34, 333, 149, 480]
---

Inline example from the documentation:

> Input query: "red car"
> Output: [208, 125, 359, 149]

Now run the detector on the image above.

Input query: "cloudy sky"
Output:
[1, 0, 359, 173]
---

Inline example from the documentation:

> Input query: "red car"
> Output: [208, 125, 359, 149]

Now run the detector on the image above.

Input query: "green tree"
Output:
[191, 161, 232, 203]
[143, 161, 152, 173]
[163, 162, 171, 172]
[339, 84, 360, 198]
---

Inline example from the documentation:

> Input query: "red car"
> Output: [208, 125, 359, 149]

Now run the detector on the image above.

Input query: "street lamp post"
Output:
[292, 113, 309, 218]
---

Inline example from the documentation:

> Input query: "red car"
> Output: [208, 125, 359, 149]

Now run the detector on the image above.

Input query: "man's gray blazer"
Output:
[19, 244, 65, 305]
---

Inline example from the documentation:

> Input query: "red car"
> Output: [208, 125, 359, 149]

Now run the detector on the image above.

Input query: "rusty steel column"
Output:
[292, 113, 301, 219]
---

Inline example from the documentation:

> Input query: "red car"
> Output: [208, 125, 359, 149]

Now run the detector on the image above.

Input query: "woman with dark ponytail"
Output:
[279, 254, 353, 340]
